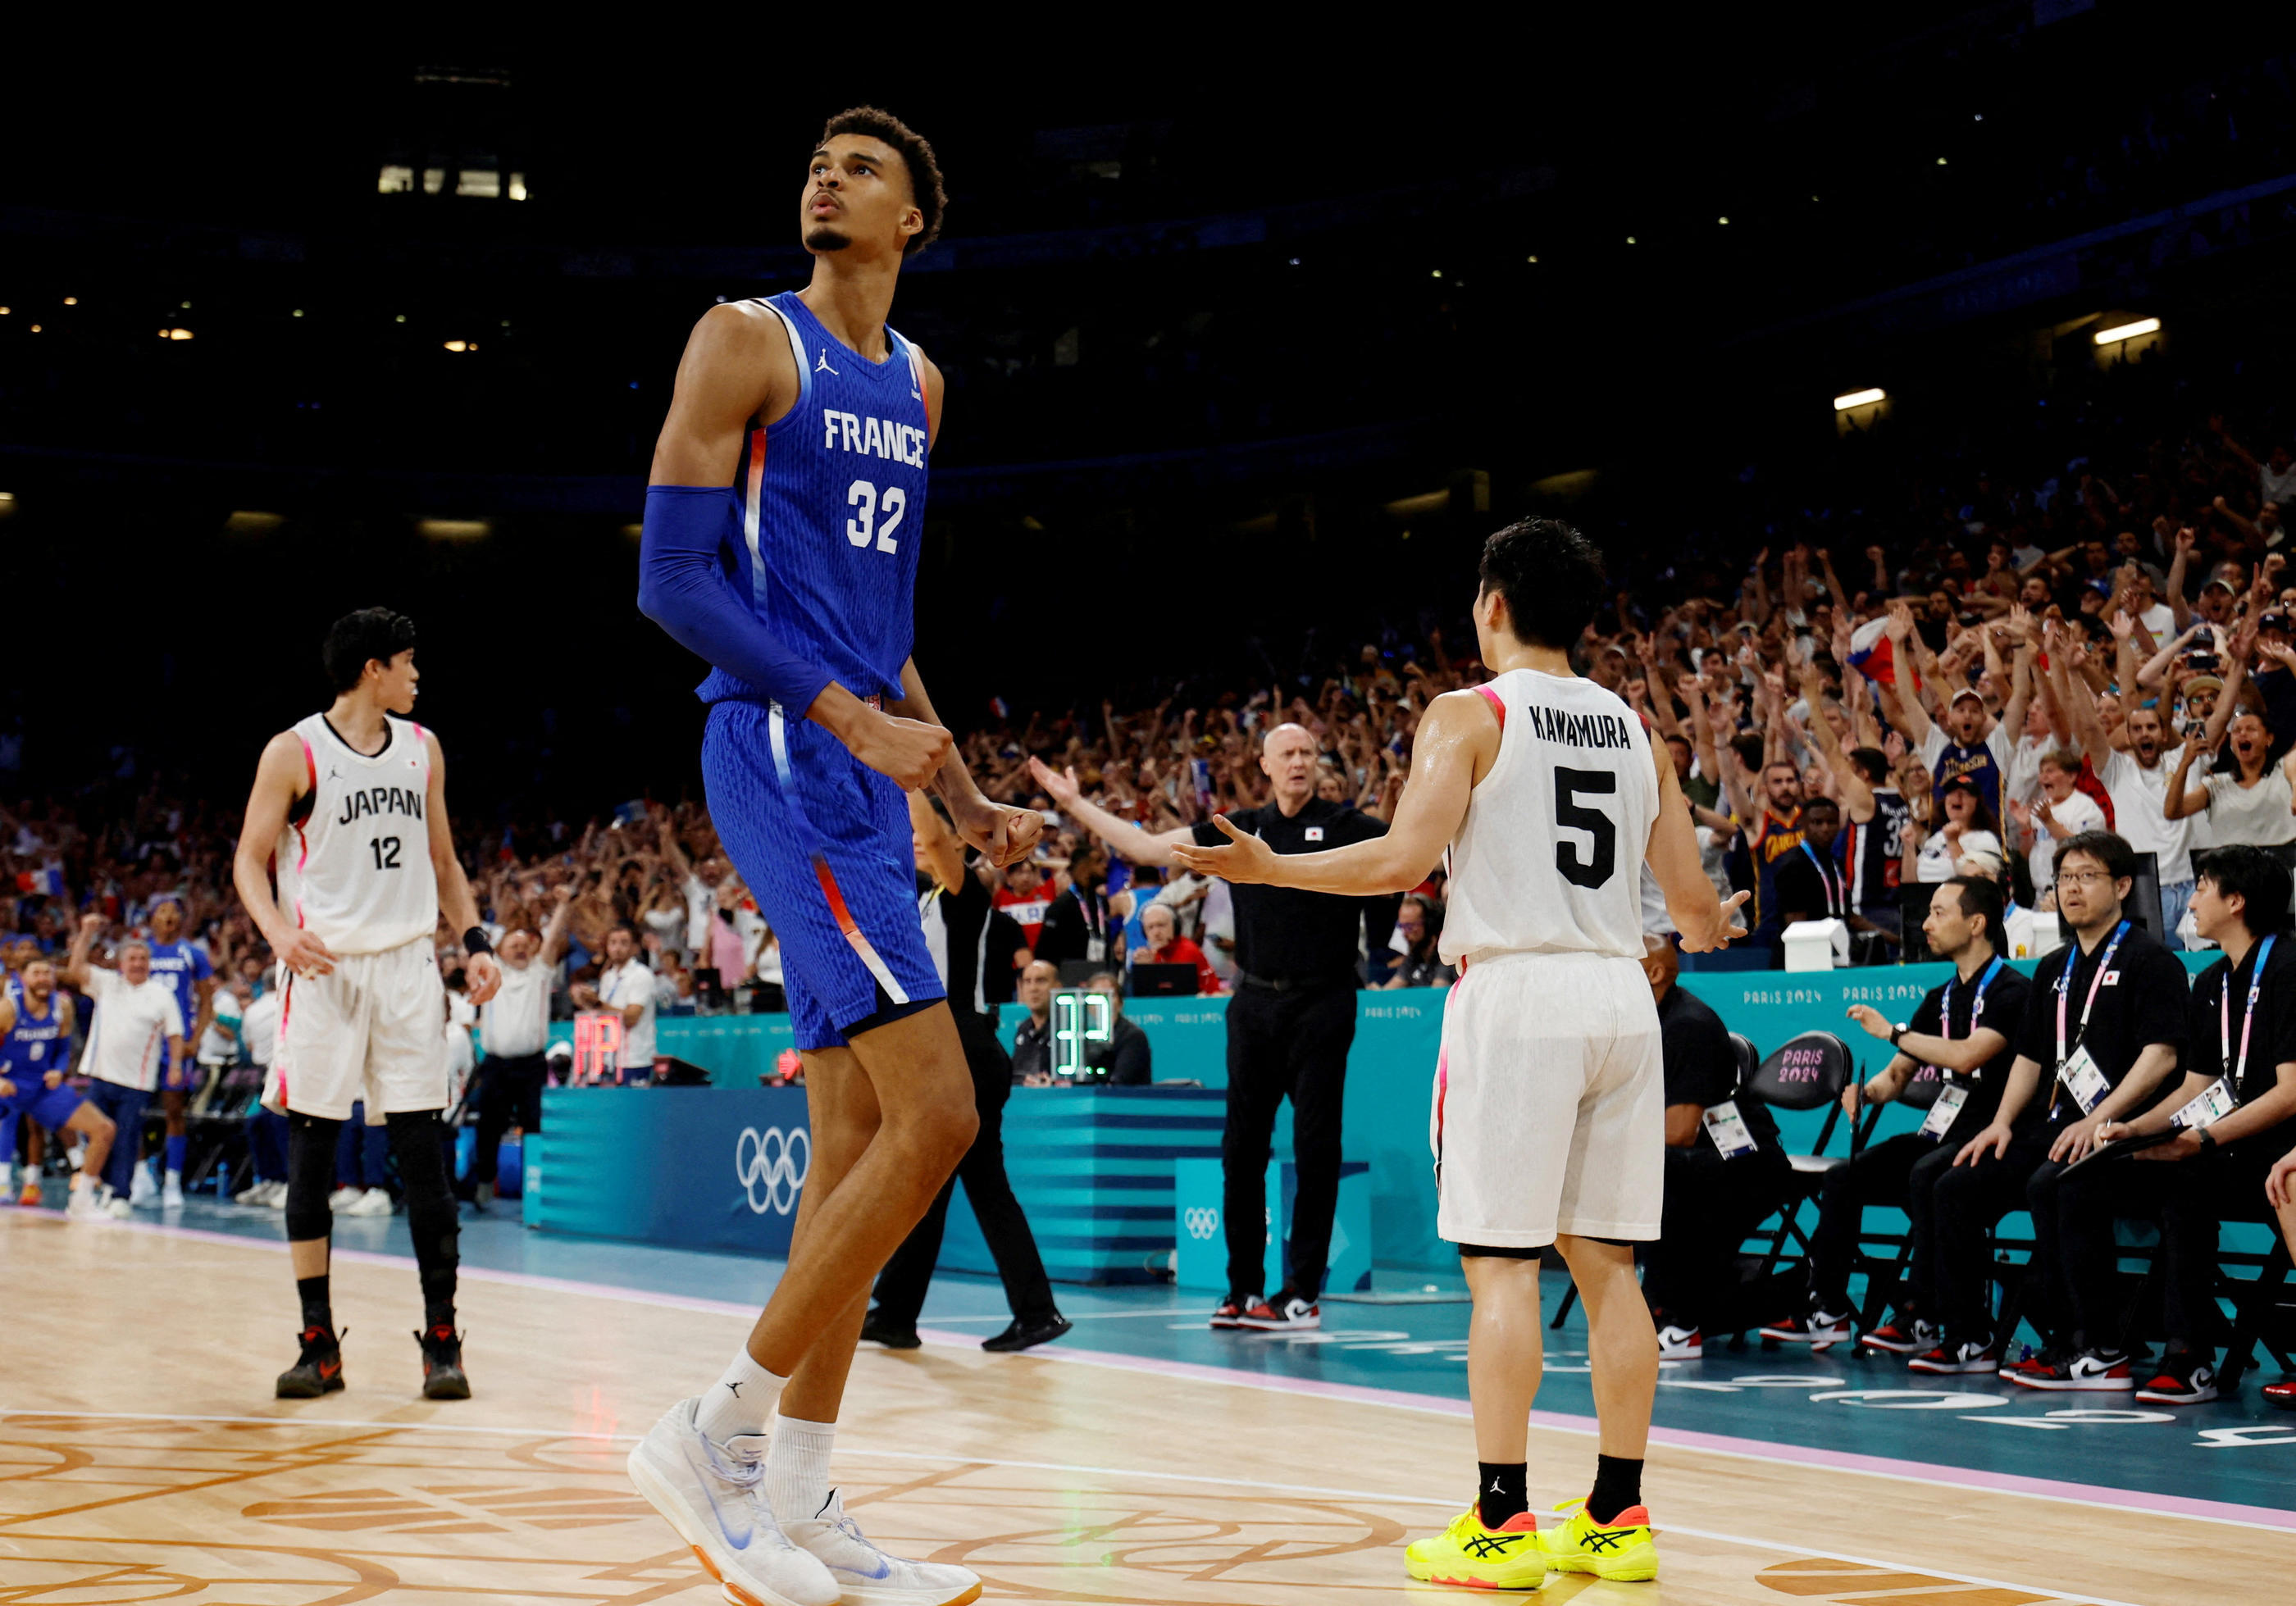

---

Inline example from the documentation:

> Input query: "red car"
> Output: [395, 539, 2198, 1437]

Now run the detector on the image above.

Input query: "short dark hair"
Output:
[1802, 795, 1840, 818]
[819, 106, 945, 253]
[1849, 746, 1889, 785]
[1478, 518, 1606, 650]
[321, 608, 417, 694]
[2195, 845, 2294, 939]
[1731, 732, 1765, 772]
[1943, 874, 2003, 944]
[2056, 829, 2136, 885]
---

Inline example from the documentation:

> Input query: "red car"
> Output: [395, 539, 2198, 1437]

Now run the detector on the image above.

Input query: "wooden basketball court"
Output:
[4, 1208, 2287, 1604]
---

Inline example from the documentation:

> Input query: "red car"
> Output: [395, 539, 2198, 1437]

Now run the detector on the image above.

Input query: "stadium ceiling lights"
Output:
[2094, 316, 2161, 345]
[417, 518, 490, 541]
[1834, 388, 1886, 412]
[158, 328, 194, 341]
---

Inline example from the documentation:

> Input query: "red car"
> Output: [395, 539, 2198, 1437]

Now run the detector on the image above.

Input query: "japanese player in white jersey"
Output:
[230, 607, 502, 1403]
[1173, 518, 1749, 1592]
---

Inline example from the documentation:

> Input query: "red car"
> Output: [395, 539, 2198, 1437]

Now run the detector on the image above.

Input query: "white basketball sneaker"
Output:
[626, 1398, 839, 1606]
[162, 1171, 186, 1209]
[130, 1162, 158, 1208]
[66, 1182, 105, 1221]
[781, 1488, 982, 1606]
[344, 1186, 394, 1217]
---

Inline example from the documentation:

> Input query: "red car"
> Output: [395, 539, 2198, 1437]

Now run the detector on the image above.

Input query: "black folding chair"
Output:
[1839, 1067, 1945, 1331]
[1742, 1031, 1858, 1286]
[2219, 1231, 2295, 1385]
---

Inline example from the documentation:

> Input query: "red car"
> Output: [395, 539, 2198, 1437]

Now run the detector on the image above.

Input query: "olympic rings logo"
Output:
[735, 1126, 812, 1217]
[1183, 1207, 1220, 1240]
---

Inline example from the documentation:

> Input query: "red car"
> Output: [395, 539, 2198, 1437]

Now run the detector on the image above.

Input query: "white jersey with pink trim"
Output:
[275, 713, 440, 956]
[1437, 667, 1658, 965]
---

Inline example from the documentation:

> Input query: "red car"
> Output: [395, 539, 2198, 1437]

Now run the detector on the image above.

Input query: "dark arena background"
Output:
[7, 13, 2296, 1606]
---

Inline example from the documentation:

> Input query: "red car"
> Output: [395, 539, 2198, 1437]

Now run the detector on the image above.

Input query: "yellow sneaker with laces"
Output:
[1537, 1496, 1658, 1581]
[1403, 1504, 1549, 1591]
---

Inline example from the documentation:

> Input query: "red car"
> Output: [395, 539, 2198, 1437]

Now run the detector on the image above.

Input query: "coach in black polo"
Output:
[1031, 723, 1388, 1331]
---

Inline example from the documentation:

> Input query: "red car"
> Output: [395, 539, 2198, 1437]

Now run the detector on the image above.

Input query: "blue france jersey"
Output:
[2, 994, 69, 1079]
[144, 939, 211, 1034]
[697, 291, 932, 708]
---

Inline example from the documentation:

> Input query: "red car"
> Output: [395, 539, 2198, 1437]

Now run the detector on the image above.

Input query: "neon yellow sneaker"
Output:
[1403, 1504, 1549, 1591]
[1536, 1497, 1657, 1581]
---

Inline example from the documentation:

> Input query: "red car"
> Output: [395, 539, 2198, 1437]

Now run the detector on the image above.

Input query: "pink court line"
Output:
[88, 1216, 2296, 1535]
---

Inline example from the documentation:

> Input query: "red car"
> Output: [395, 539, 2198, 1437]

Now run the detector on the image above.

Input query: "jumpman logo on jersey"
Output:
[814, 348, 838, 376]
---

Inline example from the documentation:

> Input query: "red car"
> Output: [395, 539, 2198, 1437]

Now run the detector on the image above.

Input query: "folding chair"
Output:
[1742, 1030, 1858, 1286]
[1839, 1065, 1945, 1332]
[2210, 1221, 2293, 1386]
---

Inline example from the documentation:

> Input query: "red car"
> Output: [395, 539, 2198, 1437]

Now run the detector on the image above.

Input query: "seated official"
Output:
[1381, 895, 1457, 990]
[2071, 847, 2296, 1404]
[1011, 960, 1058, 1085]
[1763, 876, 2030, 1367]
[1078, 971, 1151, 1085]
[1133, 903, 1219, 995]
[1637, 935, 1791, 1359]
[1942, 830, 2190, 1390]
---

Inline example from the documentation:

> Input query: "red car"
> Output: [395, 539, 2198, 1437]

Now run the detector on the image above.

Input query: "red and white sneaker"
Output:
[2009, 1345, 2134, 1391]
[2134, 1353, 2219, 1405]
[1859, 1318, 1937, 1355]
[1236, 1290, 1321, 1331]
[1907, 1338, 2000, 1375]
[1210, 1296, 1254, 1330]
[1759, 1306, 1850, 1344]
[1655, 1323, 1703, 1361]
[2263, 1379, 2296, 1410]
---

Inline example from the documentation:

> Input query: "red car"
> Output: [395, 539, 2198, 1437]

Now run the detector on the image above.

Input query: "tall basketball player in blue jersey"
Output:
[631, 107, 1034, 1606]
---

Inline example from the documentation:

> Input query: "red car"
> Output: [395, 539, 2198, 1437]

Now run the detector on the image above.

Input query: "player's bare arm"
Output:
[420, 730, 499, 1005]
[642, 303, 952, 791]
[1647, 746, 1752, 951]
[1170, 689, 1496, 894]
[1028, 754, 1195, 867]
[900, 657, 1039, 867]
[231, 731, 338, 978]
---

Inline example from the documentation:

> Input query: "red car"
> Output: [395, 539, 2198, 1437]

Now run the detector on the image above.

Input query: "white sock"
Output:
[766, 1414, 836, 1524]
[695, 1349, 785, 1444]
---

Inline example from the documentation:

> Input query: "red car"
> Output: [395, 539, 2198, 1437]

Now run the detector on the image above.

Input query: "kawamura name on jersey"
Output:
[336, 785, 426, 827]
[1519, 703, 1640, 750]
[821, 407, 927, 468]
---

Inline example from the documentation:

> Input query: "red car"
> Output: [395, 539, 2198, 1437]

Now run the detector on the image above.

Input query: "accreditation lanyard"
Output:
[2054, 920, 2129, 1067]
[1947, 957, 2006, 1046]
[2220, 935, 2276, 1094]
[1801, 841, 1843, 918]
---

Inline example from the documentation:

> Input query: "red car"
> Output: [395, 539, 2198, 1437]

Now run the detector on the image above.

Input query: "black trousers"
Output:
[2052, 1140, 2280, 1357]
[872, 1012, 1056, 1327]
[472, 1052, 547, 1185]
[1929, 1126, 2052, 1342]
[1806, 1133, 1958, 1313]
[1642, 1146, 1793, 1332]
[1223, 980, 1356, 1303]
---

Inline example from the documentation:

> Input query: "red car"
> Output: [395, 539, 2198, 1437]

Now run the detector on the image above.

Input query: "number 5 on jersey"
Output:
[845, 479, 907, 553]
[1553, 767, 1617, 889]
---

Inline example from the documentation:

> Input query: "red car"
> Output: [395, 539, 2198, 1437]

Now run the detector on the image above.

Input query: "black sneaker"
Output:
[982, 1312, 1073, 1353]
[1858, 1317, 1938, 1355]
[2008, 1343, 2134, 1391]
[417, 1325, 471, 1399]
[1210, 1294, 1256, 1330]
[276, 1325, 345, 1399]
[1907, 1336, 2000, 1375]
[860, 1309, 922, 1349]
[1236, 1289, 1321, 1331]
[2134, 1352, 2219, 1405]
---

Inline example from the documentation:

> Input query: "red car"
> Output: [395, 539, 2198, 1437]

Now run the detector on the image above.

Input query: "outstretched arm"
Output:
[1030, 757, 1195, 867]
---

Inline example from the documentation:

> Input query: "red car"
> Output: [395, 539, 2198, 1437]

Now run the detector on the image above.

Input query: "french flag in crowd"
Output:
[15, 867, 64, 896]
[1843, 616, 1919, 692]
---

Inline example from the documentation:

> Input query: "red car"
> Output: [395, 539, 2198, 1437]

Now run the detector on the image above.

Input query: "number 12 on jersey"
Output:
[845, 480, 906, 553]
[368, 835, 403, 871]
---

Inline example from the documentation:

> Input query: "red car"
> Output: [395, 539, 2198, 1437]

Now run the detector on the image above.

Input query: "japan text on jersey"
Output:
[697, 291, 932, 710]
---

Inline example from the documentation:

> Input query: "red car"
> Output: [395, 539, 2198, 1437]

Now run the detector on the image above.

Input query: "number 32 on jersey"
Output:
[845, 479, 906, 553]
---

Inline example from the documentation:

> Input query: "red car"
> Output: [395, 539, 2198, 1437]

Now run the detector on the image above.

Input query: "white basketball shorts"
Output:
[266, 935, 448, 1123]
[1430, 949, 1664, 1248]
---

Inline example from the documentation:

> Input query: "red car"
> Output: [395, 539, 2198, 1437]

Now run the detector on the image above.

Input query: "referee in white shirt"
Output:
[573, 923, 658, 1083]
[470, 890, 571, 1206]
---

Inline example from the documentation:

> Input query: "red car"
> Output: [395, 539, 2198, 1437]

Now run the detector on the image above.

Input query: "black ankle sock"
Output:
[1587, 1455, 1643, 1525]
[297, 1275, 332, 1335]
[423, 1298, 456, 1334]
[1477, 1462, 1528, 1528]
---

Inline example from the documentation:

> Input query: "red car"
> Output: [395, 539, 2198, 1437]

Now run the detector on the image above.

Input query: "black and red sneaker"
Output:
[2008, 1344, 2134, 1391]
[276, 1325, 345, 1399]
[1907, 1337, 2000, 1375]
[1236, 1289, 1322, 1331]
[417, 1325, 471, 1400]
[1859, 1317, 1937, 1355]
[2263, 1379, 2296, 1411]
[1210, 1294, 1256, 1330]
[2134, 1352, 2219, 1405]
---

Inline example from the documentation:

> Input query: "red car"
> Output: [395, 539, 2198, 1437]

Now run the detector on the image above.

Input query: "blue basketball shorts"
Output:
[701, 698, 945, 1051]
[1, 1076, 85, 1135]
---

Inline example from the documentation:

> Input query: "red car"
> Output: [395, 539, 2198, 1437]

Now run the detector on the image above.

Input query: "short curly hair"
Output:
[819, 106, 945, 254]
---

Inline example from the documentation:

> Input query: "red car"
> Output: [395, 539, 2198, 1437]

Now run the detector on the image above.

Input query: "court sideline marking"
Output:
[43, 1213, 2296, 1536]
[0, 1406, 2156, 1606]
